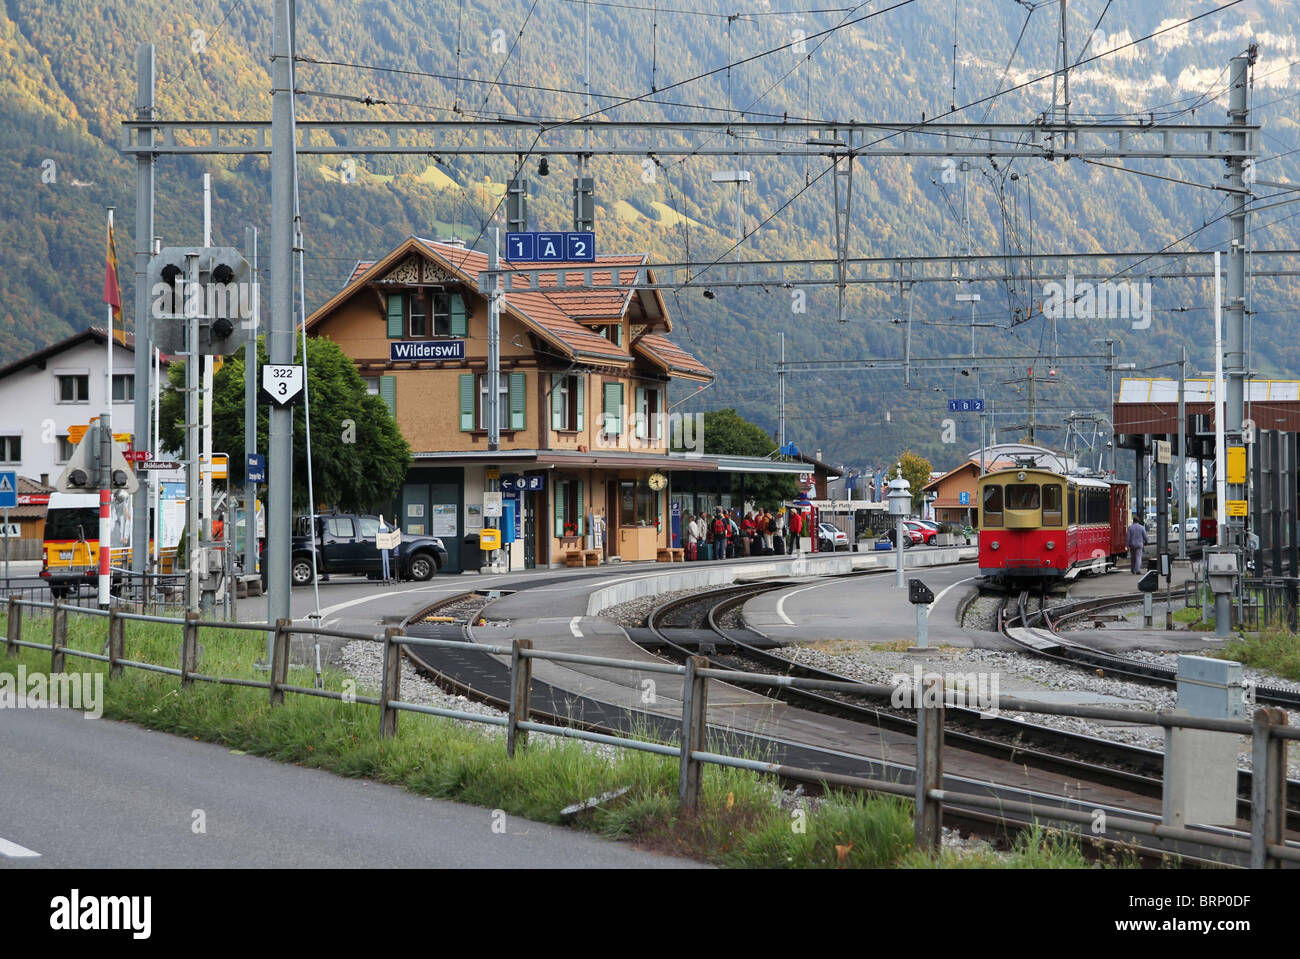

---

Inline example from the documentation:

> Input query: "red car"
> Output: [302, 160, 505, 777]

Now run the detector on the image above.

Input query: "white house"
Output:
[0, 326, 141, 487]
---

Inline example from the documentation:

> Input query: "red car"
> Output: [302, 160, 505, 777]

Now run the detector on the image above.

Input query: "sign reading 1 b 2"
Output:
[947, 398, 985, 413]
[505, 232, 596, 263]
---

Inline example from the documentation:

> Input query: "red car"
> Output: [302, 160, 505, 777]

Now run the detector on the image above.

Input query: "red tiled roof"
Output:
[306, 237, 712, 377]
[634, 333, 713, 381]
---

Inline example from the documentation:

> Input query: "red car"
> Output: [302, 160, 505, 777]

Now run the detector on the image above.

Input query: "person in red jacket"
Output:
[789, 508, 803, 550]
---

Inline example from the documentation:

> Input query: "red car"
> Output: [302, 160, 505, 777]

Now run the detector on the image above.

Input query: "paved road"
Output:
[0, 697, 701, 869]
[744, 561, 984, 645]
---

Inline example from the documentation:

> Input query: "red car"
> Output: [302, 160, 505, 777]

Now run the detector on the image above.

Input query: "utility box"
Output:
[1205, 549, 1240, 593]
[1162, 655, 1246, 828]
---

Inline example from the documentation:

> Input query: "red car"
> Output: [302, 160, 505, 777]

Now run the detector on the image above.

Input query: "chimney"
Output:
[815, 449, 822, 462]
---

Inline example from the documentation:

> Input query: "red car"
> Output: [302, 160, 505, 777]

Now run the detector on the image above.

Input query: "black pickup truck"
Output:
[283, 513, 448, 585]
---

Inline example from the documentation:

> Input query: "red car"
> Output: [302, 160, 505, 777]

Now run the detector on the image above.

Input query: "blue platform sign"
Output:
[504, 231, 596, 263]
[246, 454, 266, 484]
[959, 491, 970, 506]
[390, 340, 466, 362]
[947, 398, 985, 413]
[0, 471, 15, 509]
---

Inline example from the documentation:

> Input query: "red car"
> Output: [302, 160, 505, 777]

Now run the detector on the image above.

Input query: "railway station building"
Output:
[1114, 377, 1300, 574]
[305, 236, 728, 572]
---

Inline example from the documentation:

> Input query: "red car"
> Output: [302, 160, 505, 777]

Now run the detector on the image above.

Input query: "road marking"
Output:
[569, 617, 583, 638]
[774, 580, 838, 626]
[928, 576, 976, 613]
[0, 837, 40, 858]
[312, 579, 500, 619]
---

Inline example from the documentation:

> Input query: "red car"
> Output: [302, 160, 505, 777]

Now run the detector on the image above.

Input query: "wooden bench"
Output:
[582, 549, 601, 566]
[656, 547, 685, 563]
[564, 550, 586, 568]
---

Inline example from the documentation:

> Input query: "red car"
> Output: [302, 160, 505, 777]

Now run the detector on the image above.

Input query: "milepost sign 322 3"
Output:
[261, 364, 304, 406]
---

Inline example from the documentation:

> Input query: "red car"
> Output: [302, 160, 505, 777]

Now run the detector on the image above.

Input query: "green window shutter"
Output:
[386, 293, 404, 338]
[379, 375, 396, 418]
[575, 376, 585, 431]
[634, 386, 647, 439]
[509, 371, 526, 430]
[603, 382, 624, 435]
[576, 480, 585, 536]
[449, 293, 467, 337]
[551, 374, 564, 431]
[459, 374, 475, 431]
[555, 481, 567, 532]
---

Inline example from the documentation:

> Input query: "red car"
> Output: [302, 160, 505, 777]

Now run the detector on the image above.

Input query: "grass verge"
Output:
[1214, 627, 1300, 682]
[2, 611, 1122, 868]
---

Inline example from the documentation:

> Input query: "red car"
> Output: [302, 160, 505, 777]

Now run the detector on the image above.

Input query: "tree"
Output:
[158, 336, 412, 512]
[888, 450, 934, 511]
[683, 408, 798, 508]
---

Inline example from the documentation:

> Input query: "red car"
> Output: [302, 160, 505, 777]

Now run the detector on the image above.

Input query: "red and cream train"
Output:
[976, 466, 1130, 581]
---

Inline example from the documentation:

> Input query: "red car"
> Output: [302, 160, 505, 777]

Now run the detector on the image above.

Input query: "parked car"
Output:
[279, 512, 449, 585]
[903, 520, 939, 545]
[817, 523, 850, 551]
[879, 525, 923, 548]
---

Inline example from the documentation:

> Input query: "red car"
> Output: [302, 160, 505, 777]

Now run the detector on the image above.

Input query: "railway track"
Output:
[641, 582, 1300, 829]
[392, 572, 1297, 865]
[1000, 589, 1300, 710]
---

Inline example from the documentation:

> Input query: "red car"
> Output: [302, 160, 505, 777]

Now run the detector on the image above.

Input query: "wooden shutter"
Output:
[554, 480, 566, 533]
[576, 480, 585, 536]
[458, 374, 475, 431]
[603, 382, 623, 436]
[386, 293, 404, 338]
[551, 374, 564, 431]
[449, 293, 467, 336]
[379, 375, 396, 417]
[509, 372, 526, 430]
[575, 376, 585, 431]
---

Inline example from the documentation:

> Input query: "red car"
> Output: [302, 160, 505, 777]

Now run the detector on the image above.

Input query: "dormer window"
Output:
[604, 323, 623, 347]
[387, 291, 468, 339]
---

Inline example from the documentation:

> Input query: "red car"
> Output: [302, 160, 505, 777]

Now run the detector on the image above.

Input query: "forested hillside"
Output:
[2, 0, 1298, 471]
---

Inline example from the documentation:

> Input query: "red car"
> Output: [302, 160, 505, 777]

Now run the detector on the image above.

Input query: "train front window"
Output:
[982, 486, 1003, 526]
[1006, 484, 1040, 510]
[1042, 485, 1063, 526]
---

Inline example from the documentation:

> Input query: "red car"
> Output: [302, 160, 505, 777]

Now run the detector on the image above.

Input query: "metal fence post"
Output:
[50, 598, 66, 674]
[1286, 579, 1298, 633]
[108, 607, 125, 679]
[269, 618, 291, 706]
[6, 596, 21, 658]
[678, 655, 709, 813]
[506, 639, 533, 757]
[1250, 707, 1287, 869]
[914, 674, 944, 853]
[379, 627, 401, 739]
[181, 611, 199, 687]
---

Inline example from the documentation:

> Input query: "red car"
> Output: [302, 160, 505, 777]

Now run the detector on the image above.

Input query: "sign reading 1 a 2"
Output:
[505, 232, 596, 263]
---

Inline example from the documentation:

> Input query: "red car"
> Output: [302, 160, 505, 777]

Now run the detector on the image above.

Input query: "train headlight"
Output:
[1045, 540, 1055, 550]
[990, 541, 999, 550]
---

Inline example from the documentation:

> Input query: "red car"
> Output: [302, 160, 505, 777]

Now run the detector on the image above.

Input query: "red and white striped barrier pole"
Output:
[98, 486, 111, 608]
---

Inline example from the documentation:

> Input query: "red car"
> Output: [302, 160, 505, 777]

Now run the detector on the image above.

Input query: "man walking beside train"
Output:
[1127, 514, 1148, 574]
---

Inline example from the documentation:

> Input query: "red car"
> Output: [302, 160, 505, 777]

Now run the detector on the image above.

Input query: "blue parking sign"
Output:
[959, 491, 970, 506]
